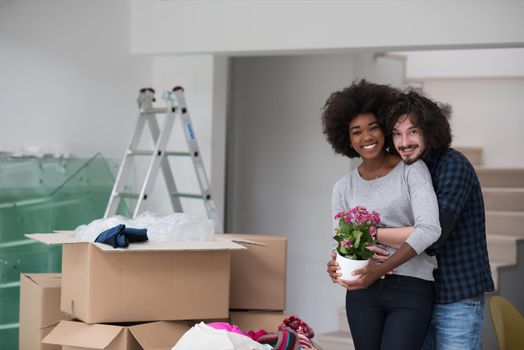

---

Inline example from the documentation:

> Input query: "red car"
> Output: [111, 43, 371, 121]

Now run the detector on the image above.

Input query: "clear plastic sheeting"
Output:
[74, 211, 215, 242]
[0, 153, 122, 350]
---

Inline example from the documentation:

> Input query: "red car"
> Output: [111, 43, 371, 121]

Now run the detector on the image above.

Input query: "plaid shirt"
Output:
[425, 148, 495, 304]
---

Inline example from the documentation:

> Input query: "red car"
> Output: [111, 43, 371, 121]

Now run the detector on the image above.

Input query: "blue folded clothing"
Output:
[95, 224, 148, 248]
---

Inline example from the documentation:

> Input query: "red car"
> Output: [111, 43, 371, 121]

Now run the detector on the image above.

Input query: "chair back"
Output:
[489, 296, 524, 350]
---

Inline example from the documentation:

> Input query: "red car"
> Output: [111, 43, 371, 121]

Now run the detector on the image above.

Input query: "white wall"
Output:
[131, 0, 524, 55]
[402, 48, 524, 79]
[227, 54, 404, 333]
[400, 49, 524, 167]
[423, 78, 524, 167]
[0, 0, 152, 159]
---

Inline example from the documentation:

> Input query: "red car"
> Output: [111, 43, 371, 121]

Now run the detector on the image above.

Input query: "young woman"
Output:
[322, 80, 441, 350]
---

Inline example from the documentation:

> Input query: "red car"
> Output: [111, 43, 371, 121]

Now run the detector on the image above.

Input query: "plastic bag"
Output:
[74, 211, 214, 242]
[73, 215, 131, 242]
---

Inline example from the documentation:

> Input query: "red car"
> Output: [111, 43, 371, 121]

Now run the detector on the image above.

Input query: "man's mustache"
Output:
[398, 144, 418, 152]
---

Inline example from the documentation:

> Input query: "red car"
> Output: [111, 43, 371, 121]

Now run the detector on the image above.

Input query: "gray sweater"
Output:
[332, 160, 441, 281]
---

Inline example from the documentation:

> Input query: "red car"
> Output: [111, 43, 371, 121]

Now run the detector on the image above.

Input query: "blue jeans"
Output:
[421, 296, 485, 350]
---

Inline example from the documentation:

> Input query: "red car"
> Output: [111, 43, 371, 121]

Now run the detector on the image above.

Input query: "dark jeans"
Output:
[346, 274, 434, 350]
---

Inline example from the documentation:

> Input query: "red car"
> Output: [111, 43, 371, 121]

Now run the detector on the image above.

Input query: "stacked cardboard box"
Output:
[19, 273, 68, 350]
[227, 233, 289, 332]
[24, 231, 289, 349]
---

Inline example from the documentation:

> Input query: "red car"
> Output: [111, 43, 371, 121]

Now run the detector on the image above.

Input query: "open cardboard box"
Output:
[42, 320, 190, 350]
[26, 232, 251, 324]
[19, 273, 68, 350]
[229, 310, 288, 333]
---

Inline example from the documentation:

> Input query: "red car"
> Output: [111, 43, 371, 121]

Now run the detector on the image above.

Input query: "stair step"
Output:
[476, 167, 524, 188]
[316, 331, 355, 350]
[454, 146, 483, 166]
[486, 211, 524, 236]
[487, 234, 524, 265]
[483, 187, 524, 211]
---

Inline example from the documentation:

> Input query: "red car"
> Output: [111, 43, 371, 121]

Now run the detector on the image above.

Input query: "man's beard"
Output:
[398, 144, 421, 164]
[403, 156, 417, 165]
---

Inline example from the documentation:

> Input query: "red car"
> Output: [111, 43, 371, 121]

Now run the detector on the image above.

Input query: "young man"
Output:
[327, 90, 494, 349]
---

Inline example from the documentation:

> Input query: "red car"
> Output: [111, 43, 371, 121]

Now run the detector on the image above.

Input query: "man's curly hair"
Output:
[321, 79, 400, 158]
[385, 91, 453, 158]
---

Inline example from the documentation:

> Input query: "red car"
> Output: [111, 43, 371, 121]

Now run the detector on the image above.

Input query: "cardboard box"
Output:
[42, 320, 190, 350]
[27, 232, 247, 324]
[230, 311, 287, 332]
[19, 273, 68, 350]
[226, 234, 287, 310]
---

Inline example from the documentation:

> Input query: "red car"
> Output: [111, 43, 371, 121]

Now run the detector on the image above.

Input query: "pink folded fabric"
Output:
[246, 329, 268, 340]
[207, 322, 246, 335]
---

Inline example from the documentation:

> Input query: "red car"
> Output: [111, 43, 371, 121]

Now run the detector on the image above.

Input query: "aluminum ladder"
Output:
[104, 86, 221, 230]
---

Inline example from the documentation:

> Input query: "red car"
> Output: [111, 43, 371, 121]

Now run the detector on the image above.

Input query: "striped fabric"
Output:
[279, 316, 315, 349]
[255, 329, 301, 350]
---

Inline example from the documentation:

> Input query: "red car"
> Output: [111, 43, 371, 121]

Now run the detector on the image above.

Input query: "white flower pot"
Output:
[336, 253, 369, 281]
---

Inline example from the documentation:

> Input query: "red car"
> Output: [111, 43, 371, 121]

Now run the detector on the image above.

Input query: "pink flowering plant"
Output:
[333, 206, 380, 260]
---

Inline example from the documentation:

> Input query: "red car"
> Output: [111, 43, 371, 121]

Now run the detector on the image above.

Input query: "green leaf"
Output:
[359, 249, 374, 260]
[353, 230, 363, 248]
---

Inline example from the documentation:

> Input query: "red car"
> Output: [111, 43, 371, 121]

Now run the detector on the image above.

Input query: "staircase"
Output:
[477, 165, 524, 291]
[316, 147, 524, 350]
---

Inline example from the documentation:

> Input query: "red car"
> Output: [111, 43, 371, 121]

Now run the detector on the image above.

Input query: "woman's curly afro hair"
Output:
[321, 79, 400, 158]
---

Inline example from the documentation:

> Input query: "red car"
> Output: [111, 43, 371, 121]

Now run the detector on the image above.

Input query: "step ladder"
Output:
[105, 86, 221, 231]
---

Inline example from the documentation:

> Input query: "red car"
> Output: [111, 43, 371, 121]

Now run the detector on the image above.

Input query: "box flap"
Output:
[25, 232, 84, 245]
[129, 321, 190, 350]
[96, 238, 246, 252]
[26, 232, 247, 252]
[214, 234, 266, 246]
[22, 273, 62, 288]
[42, 320, 123, 349]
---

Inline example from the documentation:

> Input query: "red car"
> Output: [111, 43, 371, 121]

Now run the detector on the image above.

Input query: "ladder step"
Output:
[172, 192, 207, 199]
[117, 192, 140, 199]
[141, 107, 172, 115]
[165, 151, 192, 157]
[128, 150, 191, 157]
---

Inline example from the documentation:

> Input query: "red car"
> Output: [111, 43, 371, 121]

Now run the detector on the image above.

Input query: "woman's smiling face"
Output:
[348, 113, 385, 160]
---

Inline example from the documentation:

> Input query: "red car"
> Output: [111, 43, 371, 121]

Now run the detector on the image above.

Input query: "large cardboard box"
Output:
[230, 311, 287, 332]
[27, 232, 246, 324]
[42, 320, 190, 350]
[226, 234, 287, 311]
[19, 273, 68, 350]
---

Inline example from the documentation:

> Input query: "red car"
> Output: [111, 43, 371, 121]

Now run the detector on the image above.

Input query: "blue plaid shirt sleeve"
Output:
[433, 156, 475, 221]
[425, 153, 474, 256]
